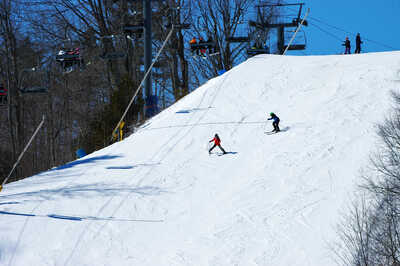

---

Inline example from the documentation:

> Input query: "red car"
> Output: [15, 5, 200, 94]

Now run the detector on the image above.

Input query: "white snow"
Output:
[1, 52, 400, 266]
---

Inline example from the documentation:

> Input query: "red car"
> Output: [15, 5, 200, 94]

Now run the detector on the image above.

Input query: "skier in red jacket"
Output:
[209, 134, 226, 154]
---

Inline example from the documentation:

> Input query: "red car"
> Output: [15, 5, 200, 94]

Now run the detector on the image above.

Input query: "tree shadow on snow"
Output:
[0, 183, 167, 202]
[105, 166, 134, 170]
[51, 155, 122, 171]
[105, 162, 160, 170]
[0, 209, 163, 223]
[176, 107, 211, 114]
[0, 201, 20, 206]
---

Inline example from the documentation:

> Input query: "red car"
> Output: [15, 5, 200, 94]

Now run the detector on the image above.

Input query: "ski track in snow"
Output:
[63, 66, 234, 265]
[1, 52, 400, 266]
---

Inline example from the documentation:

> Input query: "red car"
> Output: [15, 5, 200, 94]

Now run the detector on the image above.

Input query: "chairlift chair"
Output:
[55, 39, 85, 73]
[190, 41, 218, 57]
[124, 23, 144, 38]
[246, 34, 270, 56]
[165, 6, 190, 30]
[19, 68, 49, 94]
[283, 29, 307, 51]
[20, 86, 48, 94]
[99, 35, 127, 60]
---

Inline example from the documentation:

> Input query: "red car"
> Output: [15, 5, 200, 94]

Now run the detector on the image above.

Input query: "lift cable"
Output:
[110, 26, 175, 142]
[308, 22, 343, 42]
[307, 16, 398, 50]
[285, 5, 398, 51]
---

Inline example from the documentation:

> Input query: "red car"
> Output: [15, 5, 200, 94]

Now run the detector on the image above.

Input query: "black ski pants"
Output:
[273, 121, 280, 132]
[209, 144, 226, 154]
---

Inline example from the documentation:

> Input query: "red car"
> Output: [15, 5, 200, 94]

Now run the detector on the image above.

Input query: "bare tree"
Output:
[336, 91, 400, 266]
[189, 0, 255, 81]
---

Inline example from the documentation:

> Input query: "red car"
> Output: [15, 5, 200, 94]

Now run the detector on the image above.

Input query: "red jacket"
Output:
[210, 137, 221, 146]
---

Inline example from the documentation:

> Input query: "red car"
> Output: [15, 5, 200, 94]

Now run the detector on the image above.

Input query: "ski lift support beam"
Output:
[249, 2, 307, 29]
[246, 48, 269, 56]
[124, 24, 144, 34]
[227, 36, 250, 43]
[172, 23, 190, 30]
[99, 35, 127, 60]
[190, 42, 216, 49]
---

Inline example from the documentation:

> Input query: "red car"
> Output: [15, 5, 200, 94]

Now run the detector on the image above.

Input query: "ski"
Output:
[208, 52, 220, 57]
[209, 151, 236, 156]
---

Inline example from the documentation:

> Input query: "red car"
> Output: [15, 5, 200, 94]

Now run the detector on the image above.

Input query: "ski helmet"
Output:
[270, 112, 274, 116]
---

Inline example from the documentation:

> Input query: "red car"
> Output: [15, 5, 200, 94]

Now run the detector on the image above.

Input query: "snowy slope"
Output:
[1, 52, 400, 266]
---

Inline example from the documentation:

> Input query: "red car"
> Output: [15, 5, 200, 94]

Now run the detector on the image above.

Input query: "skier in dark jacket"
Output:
[209, 134, 226, 154]
[343, 37, 351, 54]
[355, 33, 362, 54]
[268, 112, 280, 132]
[206, 36, 214, 54]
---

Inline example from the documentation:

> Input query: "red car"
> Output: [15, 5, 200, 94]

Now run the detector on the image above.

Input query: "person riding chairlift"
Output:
[189, 37, 198, 56]
[206, 36, 214, 54]
[57, 46, 84, 73]
[0, 84, 7, 104]
[57, 47, 80, 58]
[198, 37, 207, 57]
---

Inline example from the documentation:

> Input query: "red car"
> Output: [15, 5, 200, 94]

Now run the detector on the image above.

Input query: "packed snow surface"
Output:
[1, 52, 400, 266]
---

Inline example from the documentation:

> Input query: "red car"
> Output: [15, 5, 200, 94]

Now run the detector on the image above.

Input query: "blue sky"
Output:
[286, 0, 400, 55]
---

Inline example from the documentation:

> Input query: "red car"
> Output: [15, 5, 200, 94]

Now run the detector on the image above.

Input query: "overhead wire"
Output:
[308, 22, 343, 42]
[307, 16, 398, 50]
[285, 5, 398, 51]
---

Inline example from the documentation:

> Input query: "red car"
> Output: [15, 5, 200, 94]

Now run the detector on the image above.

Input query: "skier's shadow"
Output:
[280, 126, 290, 132]
[217, 151, 238, 156]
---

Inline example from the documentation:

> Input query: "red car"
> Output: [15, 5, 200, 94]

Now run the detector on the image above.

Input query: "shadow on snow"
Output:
[0, 210, 163, 223]
[51, 155, 122, 171]
[0, 183, 167, 202]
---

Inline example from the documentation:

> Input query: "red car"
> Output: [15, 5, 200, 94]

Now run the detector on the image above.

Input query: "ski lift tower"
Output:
[143, 0, 153, 118]
[120, 0, 156, 118]
[123, 0, 190, 118]
[249, 2, 308, 54]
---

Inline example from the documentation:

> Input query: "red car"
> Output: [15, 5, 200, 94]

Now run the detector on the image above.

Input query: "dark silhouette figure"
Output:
[0, 84, 7, 104]
[209, 134, 226, 154]
[206, 36, 214, 54]
[268, 112, 280, 132]
[355, 33, 363, 54]
[343, 37, 351, 54]
[198, 37, 206, 58]
[189, 37, 198, 56]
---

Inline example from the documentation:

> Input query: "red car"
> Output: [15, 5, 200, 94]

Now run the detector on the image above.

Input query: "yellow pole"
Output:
[119, 121, 125, 141]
